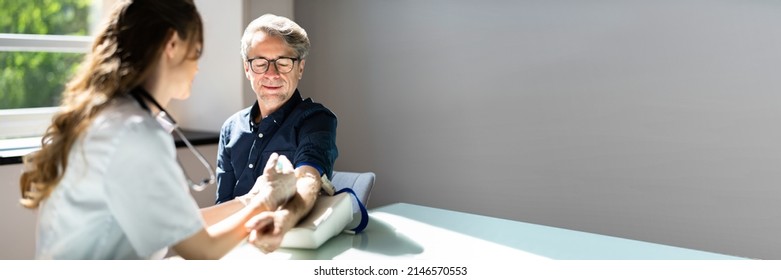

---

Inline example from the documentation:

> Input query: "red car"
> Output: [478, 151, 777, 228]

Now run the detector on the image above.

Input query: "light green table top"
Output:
[224, 203, 744, 260]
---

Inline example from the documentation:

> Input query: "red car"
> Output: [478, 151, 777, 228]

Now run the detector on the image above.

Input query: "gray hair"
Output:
[241, 14, 310, 60]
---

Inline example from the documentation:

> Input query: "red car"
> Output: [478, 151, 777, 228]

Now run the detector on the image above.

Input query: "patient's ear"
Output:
[244, 61, 252, 80]
[297, 59, 306, 79]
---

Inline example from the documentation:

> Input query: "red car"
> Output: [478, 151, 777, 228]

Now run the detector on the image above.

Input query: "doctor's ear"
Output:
[164, 30, 183, 59]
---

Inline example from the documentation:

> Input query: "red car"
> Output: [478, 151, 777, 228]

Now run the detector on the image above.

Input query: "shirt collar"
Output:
[247, 89, 303, 128]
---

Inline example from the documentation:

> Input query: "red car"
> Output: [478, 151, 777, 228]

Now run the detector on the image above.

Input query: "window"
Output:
[0, 0, 110, 151]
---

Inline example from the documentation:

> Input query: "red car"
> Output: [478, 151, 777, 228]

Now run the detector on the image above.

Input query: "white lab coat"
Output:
[35, 95, 204, 259]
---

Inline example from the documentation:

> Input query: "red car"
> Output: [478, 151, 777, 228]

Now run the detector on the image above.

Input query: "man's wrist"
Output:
[278, 209, 298, 232]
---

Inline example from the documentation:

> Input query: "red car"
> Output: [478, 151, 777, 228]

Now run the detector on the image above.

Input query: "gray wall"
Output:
[0, 164, 36, 259]
[295, 0, 781, 259]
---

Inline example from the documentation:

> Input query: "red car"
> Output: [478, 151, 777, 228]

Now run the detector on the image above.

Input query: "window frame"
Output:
[0, 34, 91, 165]
[0, 33, 92, 142]
[0, 33, 92, 53]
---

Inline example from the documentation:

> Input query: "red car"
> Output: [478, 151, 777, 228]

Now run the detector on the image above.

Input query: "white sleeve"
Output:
[103, 121, 204, 258]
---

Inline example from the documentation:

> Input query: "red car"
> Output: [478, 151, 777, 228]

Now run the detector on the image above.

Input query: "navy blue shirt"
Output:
[215, 90, 338, 204]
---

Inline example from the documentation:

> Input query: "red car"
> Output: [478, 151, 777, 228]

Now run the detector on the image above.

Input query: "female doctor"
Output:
[18, 0, 294, 259]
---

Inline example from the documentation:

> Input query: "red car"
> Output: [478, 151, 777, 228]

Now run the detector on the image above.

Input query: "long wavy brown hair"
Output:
[19, 0, 203, 209]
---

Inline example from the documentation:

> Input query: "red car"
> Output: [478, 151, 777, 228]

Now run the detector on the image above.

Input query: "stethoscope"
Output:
[130, 87, 216, 191]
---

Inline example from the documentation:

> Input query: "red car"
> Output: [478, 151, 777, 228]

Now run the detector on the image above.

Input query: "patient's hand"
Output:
[241, 153, 297, 210]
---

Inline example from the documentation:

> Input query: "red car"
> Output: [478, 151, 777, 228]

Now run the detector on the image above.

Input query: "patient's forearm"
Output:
[283, 166, 321, 225]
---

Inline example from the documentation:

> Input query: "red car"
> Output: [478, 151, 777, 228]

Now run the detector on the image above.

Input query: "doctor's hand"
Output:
[239, 153, 297, 210]
[244, 209, 293, 254]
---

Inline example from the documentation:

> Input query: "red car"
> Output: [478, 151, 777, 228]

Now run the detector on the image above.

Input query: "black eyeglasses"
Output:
[246, 56, 299, 74]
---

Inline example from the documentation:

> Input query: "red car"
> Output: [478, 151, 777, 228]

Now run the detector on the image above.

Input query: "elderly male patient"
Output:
[215, 14, 338, 253]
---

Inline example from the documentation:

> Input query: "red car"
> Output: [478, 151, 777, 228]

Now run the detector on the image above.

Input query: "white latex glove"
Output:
[239, 153, 297, 210]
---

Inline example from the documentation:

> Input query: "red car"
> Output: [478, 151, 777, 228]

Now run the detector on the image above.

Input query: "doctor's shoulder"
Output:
[88, 96, 177, 152]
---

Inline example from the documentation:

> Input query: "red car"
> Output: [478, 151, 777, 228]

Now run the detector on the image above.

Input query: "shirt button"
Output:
[258, 133, 263, 138]
[249, 164, 254, 169]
